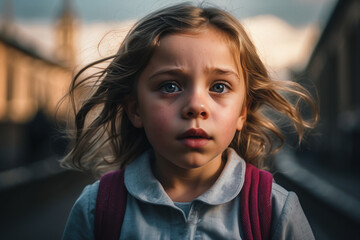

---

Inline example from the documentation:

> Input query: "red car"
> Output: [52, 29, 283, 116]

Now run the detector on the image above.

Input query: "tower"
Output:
[0, 0, 14, 34]
[56, 0, 77, 67]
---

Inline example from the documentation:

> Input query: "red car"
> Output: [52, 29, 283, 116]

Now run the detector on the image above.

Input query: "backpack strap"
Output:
[240, 163, 273, 240]
[95, 169, 127, 240]
[94, 163, 272, 240]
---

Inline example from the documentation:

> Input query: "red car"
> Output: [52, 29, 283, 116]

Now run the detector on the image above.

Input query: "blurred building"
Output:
[300, 0, 360, 171]
[276, 0, 360, 238]
[0, 0, 77, 171]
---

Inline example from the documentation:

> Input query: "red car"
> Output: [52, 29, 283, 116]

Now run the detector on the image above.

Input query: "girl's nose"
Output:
[181, 95, 209, 120]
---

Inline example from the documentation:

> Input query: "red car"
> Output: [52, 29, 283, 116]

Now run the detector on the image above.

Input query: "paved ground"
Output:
[1, 158, 359, 239]
[274, 173, 349, 240]
[274, 150, 360, 240]
[0, 170, 94, 240]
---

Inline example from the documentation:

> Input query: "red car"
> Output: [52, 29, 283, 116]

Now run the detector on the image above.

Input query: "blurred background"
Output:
[0, 0, 359, 239]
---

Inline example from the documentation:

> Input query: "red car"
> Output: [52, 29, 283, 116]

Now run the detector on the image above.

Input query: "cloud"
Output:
[13, 14, 319, 79]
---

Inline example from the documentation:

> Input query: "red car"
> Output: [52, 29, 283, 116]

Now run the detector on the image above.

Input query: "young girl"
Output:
[62, 3, 317, 240]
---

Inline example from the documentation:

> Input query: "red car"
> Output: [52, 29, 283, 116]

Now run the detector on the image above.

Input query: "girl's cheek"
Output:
[145, 104, 176, 130]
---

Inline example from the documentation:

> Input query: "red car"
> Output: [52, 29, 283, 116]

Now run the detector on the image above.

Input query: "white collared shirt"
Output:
[62, 149, 315, 239]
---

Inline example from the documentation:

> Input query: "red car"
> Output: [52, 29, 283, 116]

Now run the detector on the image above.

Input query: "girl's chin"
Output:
[174, 156, 222, 170]
[153, 149, 224, 170]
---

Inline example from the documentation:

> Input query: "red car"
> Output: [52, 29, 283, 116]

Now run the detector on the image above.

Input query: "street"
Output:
[0, 170, 94, 240]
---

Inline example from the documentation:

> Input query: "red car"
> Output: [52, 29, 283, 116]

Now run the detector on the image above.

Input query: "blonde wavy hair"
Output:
[60, 3, 318, 177]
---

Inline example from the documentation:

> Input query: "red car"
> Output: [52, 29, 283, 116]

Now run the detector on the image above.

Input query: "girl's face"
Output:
[127, 27, 246, 172]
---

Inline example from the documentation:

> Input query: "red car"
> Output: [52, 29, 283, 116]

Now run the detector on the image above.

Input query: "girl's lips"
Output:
[177, 128, 211, 148]
[178, 128, 210, 139]
[180, 138, 210, 148]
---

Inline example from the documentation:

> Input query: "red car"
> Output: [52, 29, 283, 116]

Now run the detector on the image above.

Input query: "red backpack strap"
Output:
[95, 169, 127, 240]
[240, 163, 272, 240]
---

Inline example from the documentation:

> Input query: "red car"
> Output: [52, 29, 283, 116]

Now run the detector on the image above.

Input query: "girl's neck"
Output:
[152, 153, 227, 202]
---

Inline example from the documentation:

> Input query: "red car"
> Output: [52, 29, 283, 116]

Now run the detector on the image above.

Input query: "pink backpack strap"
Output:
[240, 163, 273, 240]
[95, 169, 127, 240]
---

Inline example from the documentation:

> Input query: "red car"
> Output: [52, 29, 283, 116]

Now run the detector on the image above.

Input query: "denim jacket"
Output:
[62, 149, 315, 239]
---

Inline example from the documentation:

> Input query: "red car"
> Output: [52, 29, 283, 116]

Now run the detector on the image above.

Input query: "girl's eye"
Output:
[210, 83, 228, 93]
[160, 82, 181, 93]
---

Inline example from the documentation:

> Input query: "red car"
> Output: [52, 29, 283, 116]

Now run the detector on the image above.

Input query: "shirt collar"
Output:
[125, 148, 246, 206]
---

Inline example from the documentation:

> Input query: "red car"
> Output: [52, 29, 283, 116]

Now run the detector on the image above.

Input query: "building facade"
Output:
[300, 0, 360, 171]
[0, 0, 77, 170]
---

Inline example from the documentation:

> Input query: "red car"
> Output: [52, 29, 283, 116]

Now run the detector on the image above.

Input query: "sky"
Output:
[1, 0, 336, 27]
[0, 0, 338, 79]
[0, 0, 337, 121]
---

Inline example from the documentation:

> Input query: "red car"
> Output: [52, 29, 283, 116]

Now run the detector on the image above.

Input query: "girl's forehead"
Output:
[138, 27, 245, 86]
[156, 29, 233, 59]
[155, 27, 243, 76]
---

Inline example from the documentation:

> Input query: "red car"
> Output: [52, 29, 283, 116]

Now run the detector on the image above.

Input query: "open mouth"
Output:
[178, 128, 210, 139]
[185, 136, 206, 139]
[177, 128, 211, 148]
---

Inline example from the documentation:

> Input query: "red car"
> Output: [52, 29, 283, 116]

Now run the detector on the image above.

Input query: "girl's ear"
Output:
[236, 101, 248, 131]
[124, 97, 143, 128]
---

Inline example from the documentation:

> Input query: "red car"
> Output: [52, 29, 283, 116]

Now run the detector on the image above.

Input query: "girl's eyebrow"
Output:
[148, 67, 240, 80]
[207, 68, 240, 80]
[148, 68, 186, 80]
